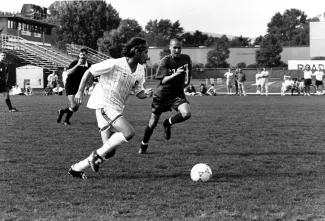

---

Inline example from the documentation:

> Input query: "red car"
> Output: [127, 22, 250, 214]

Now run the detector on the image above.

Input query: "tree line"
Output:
[43, 1, 321, 68]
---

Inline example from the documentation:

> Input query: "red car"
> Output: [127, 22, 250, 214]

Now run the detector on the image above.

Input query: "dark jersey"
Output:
[155, 54, 192, 99]
[65, 60, 91, 88]
[0, 62, 8, 83]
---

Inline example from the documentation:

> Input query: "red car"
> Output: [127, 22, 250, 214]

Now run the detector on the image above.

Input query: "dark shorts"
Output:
[0, 82, 9, 93]
[316, 80, 323, 86]
[65, 87, 78, 96]
[304, 79, 312, 86]
[151, 95, 189, 115]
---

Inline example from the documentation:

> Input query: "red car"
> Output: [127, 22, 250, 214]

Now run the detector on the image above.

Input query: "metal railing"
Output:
[0, 34, 74, 71]
[66, 43, 111, 64]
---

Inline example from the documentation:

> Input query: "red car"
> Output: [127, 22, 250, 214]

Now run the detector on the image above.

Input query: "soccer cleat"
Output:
[63, 120, 71, 126]
[139, 143, 148, 154]
[88, 151, 103, 172]
[163, 119, 171, 140]
[9, 108, 18, 112]
[68, 167, 87, 179]
[57, 110, 64, 123]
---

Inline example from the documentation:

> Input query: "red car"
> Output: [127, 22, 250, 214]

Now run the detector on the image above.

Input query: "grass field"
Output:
[1, 94, 325, 221]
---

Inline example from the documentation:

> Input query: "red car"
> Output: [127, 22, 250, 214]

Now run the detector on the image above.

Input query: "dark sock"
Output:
[5, 98, 13, 110]
[170, 113, 185, 125]
[65, 109, 74, 122]
[142, 125, 154, 144]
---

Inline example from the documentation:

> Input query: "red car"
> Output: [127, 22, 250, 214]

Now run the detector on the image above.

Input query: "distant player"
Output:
[57, 48, 91, 125]
[0, 52, 18, 112]
[255, 69, 262, 94]
[139, 38, 192, 154]
[313, 67, 325, 94]
[68, 37, 153, 179]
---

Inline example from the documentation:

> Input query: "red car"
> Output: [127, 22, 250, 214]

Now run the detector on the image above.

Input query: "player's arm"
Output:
[161, 66, 186, 84]
[66, 60, 82, 76]
[74, 69, 92, 104]
[136, 88, 154, 99]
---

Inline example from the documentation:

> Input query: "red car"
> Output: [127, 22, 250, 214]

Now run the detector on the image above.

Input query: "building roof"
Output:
[0, 14, 57, 27]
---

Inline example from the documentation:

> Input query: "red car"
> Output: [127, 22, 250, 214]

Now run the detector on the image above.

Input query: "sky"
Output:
[2, 0, 324, 38]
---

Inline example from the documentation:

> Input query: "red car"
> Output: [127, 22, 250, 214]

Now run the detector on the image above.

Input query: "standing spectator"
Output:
[234, 68, 239, 94]
[47, 71, 58, 89]
[237, 69, 247, 96]
[0, 52, 18, 112]
[57, 48, 91, 125]
[184, 84, 197, 96]
[224, 68, 234, 95]
[255, 69, 262, 94]
[303, 66, 313, 96]
[313, 67, 325, 95]
[260, 67, 269, 96]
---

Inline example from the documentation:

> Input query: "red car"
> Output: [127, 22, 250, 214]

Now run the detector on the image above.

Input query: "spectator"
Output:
[198, 83, 207, 96]
[237, 69, 247, 96]
[206, 84, 217, 96]
[25, 84, 33, 96]
[184, 84, 197, 96]
[44, 85, 53, 96]
[260, 67, 269, 96]
[47, 71, 58, 89]
[224, 68, 234, 95]
[303, 66, 312, 96]
[298, 78, 305, 94]
[255, 69, 262, 94]
[53, 83, 64, 95]
[234, 68, 239, 94]
[313, 67, 325, 95]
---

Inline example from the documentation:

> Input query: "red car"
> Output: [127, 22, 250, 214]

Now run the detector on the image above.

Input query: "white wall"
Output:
[16, 65, 44, 88]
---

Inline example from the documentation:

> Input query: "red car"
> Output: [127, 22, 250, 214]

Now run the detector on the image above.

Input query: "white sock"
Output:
[72, 132, 128, 171]
[169, 118, 172, 125]
[97, 132, 128, 158]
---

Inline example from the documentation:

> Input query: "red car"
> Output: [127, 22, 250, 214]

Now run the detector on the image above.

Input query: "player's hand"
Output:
[175, 65, 187, 74]
[74, 91, 83, 104]
[144, 88, 154, 98]
[77, 59, 84, 66]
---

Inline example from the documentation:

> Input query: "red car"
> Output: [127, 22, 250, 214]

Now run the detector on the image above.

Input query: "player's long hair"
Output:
[121, 37, 147, 58]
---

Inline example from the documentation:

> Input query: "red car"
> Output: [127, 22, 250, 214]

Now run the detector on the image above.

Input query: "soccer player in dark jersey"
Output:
[57, 48, 91, 125]
[0, 52, 18, 112]
[139, 38, 192, 154]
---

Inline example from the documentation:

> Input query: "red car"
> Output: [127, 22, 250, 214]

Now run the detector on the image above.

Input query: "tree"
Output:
[47, 0, 120, 50]
[206, 35, 230, 68]
[255, 34, 283, 67]
[144, 19, 184, 47]
[267, 9, 308, 46]
[229, 36, 251, 47]
[97, 19, 143, 58]
[159, 48, 171, 59]
[253, 35, 264, 46]
[181, 31, 209, 47]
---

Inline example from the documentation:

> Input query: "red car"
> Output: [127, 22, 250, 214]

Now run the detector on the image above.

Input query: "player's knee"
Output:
[123, 128, 135, 141]
[182, 111, 191, 120]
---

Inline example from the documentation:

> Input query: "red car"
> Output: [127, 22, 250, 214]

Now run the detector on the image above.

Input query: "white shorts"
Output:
[95, 107, 123, 132]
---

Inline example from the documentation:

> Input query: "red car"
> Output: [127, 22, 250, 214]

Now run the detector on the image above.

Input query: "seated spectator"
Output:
[281, 75, 295, 96]
[206, 84, 217, 96]
[197, 83, 208, 96]
[53, 84, 64, 96]
[44, 85, 53, 96]
[184, 84, 197, 96]
[10, 85, 24, 95]
[25, 84, 33, 96]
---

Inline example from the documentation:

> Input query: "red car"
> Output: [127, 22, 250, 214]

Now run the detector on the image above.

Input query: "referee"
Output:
[57, 48, 91, 125]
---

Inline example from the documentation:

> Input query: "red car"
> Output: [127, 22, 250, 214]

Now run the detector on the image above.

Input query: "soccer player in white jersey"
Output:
[313, 67, 325, 94]
[68, 37, 154, 179]
[255, 69, 262, 94]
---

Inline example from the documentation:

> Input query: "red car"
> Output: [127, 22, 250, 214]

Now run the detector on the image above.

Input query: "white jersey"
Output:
[224, 72, 234, 82]
[314, 71, 324, 81]
[255, 73, 261, 84]
[260, 71, 269, 82]
[87, 57, 145, 112]
[304, 70, 312, 79]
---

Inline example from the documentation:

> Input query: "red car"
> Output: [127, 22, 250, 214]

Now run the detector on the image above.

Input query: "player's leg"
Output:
[139, 113, 161, 154]
[265, 81, 269, 96]
[163, 100, 191, 140]
[2, 91, 18, 112]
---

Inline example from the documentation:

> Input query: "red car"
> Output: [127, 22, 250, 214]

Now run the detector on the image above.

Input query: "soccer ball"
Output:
[190, 163, 212, 182]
